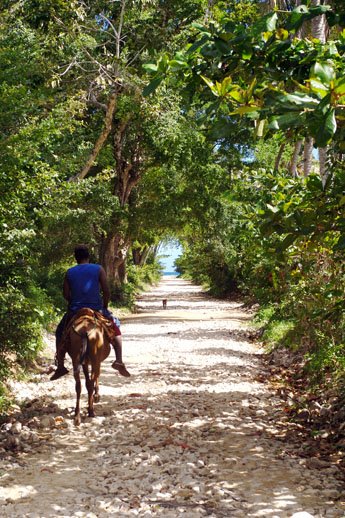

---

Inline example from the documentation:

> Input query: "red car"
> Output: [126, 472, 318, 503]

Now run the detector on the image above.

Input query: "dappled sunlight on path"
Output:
[0, 278, 344, 517]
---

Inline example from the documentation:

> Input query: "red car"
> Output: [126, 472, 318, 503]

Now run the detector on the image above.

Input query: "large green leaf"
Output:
[142, 63, 158, 73]
[311, 63, 335, 86]
[157, 54, 170, 73]
[186, 34, 211, 54]
[287, 5, 309, 31]
[269, 112, 306, 130]
[308, 106, 337, 147]
[191, 23, 211, 34]
[319, 108, 337, 146]
[231, 106, 259, 115]
[252, 13, 278, 35]
[169, 59, 188, 71]
[214, 37, 231, 54]
[265, 13, 278, 32]
[142, 76, 163, 97]
[283, 93, 318, 106]
[309, 79, 329, 97]
[268, 91, 319, 114]
[201, 75, 217, 95]
[309, 5, 332, 17]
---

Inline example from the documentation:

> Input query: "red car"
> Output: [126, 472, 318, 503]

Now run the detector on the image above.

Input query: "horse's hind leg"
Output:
[83, 364, 95, 418]
[73, 364, 82, 426]
[90, 363, 101, 411]
[94, 376, 100, 403]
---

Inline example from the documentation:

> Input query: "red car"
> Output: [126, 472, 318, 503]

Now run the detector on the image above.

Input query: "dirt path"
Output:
[0, 277, 344, 517]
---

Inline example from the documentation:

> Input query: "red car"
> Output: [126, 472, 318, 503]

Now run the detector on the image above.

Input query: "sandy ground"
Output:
[0, 277, 344, 517]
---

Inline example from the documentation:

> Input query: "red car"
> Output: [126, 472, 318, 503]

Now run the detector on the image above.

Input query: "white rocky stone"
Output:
[10, 422, 22, 434]
[39, 415, 55, 429]
[1, 422, 13, 432]
[291, 513, 315, 518]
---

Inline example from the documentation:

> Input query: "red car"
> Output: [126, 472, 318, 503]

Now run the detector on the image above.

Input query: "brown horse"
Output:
[62, 308, 115, 426]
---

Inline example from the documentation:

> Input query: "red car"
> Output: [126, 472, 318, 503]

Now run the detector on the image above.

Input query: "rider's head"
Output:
[74, 245, 90, 264]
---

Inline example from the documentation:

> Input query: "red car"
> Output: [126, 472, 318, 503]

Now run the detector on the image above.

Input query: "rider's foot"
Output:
[50, 366, 69, 381]
[112, 361, 131, 377]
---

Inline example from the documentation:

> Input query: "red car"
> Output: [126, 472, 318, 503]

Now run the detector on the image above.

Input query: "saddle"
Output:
[60, 308, 116, 352]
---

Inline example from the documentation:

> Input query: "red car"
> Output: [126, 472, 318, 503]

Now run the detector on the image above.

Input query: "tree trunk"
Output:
[132, 245, 150, 267]
[289, 139, 302, 176]
[311, 0, 328, 43]
[274, 142, 286, 172]
[113, 125, 142, 207]
[99, 113, 144, 289]
[319, 146, 329, 187]
[205, 0, 214, 22]
[99, 232, 130, 291]
[303, 137, 314, 176]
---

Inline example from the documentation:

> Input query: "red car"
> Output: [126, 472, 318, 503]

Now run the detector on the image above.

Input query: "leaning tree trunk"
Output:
[69, 92, 118, 183]
[274, 142, 286, 172]
[132, 245, 150, 267]
[319, 146, 329, 187]
[303, 137, 314, 176]
[289, 139, 303, 176]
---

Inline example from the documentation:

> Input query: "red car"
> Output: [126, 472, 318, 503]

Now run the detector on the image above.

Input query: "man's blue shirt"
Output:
[67, 263, 103, 311]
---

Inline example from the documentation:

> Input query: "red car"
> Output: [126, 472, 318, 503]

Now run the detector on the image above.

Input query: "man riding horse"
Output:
[50, 244, 130, 380]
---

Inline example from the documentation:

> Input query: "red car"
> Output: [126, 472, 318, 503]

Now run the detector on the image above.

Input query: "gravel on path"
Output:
[0, 277, 344, 517]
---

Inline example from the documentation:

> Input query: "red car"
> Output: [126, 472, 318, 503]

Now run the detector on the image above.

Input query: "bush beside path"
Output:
[0, 277, 344, 517]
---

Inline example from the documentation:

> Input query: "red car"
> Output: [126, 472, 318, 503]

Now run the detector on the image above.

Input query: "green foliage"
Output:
[255, 137, 294, 171]
[304, 332, 345, 382]
[0, 382, 12, 416]
[175, 236, 239, 296]
[144, 4, 345, 147]
[0, 282, 45, 368]
[263, 320, 297, 351]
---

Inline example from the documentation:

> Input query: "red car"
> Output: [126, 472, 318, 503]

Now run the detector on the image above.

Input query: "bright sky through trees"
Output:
[159, 242, 182, 272]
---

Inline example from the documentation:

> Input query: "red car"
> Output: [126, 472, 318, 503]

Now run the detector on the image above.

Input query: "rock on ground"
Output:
[0, 278, 344, 517]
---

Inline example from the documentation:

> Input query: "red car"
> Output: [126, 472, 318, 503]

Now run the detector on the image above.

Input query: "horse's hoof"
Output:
[94, 394, 100, 403]
[88, 410, 95, 418]
[74, 415, 81, 426]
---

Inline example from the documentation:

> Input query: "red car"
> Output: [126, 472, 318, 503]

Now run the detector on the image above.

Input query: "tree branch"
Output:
[117, 0, 127, 60]
[69, 91, 117, 182]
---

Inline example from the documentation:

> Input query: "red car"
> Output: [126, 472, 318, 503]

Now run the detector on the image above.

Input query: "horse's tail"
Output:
[69, 309, 110, 371]
[79, 333, 89, 365]
[68, 310, 96, 362]
[71, 332, 89, 376]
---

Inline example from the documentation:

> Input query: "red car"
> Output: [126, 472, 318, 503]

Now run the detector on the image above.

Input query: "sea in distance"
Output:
[163, 271, 178, 277]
